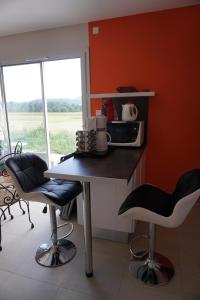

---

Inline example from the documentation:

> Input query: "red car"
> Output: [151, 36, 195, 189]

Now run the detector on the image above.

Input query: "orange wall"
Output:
[89, 5, 200, 192]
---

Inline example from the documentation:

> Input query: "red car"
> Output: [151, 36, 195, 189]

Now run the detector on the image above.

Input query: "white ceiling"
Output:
[0, 0, 199, 37]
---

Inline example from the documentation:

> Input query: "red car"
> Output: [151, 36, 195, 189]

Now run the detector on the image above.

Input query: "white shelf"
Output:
[90, 91, 155, 99]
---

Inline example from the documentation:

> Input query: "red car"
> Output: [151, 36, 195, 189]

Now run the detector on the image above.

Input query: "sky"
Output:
[2, 58, 82, 102]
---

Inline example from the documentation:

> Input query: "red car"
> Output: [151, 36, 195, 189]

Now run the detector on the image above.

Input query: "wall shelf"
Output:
[90, 91, 155, 99]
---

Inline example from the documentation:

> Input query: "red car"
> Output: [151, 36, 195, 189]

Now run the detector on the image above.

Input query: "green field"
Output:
[8, 112, 82, 133]
[7, 112, 82, 154]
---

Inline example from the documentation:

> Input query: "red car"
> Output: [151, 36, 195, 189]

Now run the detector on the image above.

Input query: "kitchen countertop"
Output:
[45, 146, 146, 184]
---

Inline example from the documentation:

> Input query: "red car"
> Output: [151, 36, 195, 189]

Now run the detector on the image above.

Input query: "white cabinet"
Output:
[77, 151, 145, 239]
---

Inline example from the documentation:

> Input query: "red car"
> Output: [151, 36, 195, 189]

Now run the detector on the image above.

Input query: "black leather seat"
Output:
[118, 169, 200, 286]
[119, 184, 174, 217]
[6, 153, 82, 267]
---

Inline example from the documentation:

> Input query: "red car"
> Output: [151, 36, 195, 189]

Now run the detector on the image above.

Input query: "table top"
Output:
[45, 147, 145, 184]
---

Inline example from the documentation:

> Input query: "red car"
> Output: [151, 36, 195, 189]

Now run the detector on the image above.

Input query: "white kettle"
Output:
[122, 103, 138, 122]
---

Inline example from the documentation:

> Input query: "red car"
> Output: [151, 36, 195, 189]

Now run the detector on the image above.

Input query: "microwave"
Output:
[107, 121, 144, 147]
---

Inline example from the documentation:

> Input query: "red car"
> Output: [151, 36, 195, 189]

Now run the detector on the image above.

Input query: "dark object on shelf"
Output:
[116, 86, 137, 93]
[102, 99, 114, 122]
[0, 141, 34, 251]
[140, 89, 150, 92]
[101, 101, 107, 116]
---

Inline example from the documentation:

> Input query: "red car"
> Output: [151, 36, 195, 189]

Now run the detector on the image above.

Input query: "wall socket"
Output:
[92, 26, 99, 35]
[96, 110, 101, 116]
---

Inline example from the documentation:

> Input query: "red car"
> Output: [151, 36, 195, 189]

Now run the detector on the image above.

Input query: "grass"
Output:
[8, 112, 82, 154]
[49, 131, 75, 154]
[8, 112, 82, 133]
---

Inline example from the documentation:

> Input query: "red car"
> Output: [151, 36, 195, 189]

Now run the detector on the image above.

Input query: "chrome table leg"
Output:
[82, 181, 93, 277]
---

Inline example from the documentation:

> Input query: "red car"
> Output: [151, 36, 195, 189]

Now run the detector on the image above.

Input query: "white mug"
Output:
[96, 131, 111, 152]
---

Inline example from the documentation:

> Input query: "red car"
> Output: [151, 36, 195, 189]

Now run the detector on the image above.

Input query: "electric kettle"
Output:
[122, 103, 138, 122]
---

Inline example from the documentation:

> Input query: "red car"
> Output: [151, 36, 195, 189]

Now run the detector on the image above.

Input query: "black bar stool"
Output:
[6, 153, 82, 267]
[119, 169, 200, 286]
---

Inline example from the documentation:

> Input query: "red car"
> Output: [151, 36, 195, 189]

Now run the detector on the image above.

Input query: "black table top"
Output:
[45, 147, 145, 184]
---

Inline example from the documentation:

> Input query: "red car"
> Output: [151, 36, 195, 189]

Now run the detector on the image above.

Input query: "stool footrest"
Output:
[129, 234, 149, 259]
[57, 222, 73, 239]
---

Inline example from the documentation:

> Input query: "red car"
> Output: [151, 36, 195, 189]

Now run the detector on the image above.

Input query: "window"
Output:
[43, 59, 83, 165]
[0, 57, 86, 165]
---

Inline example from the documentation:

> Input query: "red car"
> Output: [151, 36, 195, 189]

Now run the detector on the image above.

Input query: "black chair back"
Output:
[173, 169, 200, 204]
[6, 153, 49, 193]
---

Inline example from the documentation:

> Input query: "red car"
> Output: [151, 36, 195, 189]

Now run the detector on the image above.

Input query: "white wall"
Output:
[0, 24, 88, 65]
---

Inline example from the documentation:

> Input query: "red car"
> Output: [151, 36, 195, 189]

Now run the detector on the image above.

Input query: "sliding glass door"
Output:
[0, 57, 84, 165]
[43, 58, 82, 165]
[2, 63, 47, 156]
[0, 80, 9, 156]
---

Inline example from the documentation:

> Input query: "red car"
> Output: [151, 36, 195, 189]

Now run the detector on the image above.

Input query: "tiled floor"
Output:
[0, 202, 199, 300]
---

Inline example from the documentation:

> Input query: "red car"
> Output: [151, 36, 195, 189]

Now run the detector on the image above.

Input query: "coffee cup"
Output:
[96, 131, 111, 152]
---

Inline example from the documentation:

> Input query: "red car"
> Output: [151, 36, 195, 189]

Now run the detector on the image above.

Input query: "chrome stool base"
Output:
[35, 239, 76, 267]
[129, 252, 174, 286]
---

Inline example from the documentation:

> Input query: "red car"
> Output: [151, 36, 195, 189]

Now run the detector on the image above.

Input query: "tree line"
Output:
[7, 99, 82, 112]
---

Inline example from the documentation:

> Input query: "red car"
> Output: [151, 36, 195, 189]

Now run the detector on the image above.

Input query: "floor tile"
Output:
[0, 273, 58, 300]
[182, 293, 200, 300]
[0, 269, 12, 282]
[0, 202, 200, 300]
[54, 287, 116, 300]
[92, 237, 129, 258]
[15, 253, 72, 286]
[118, 262, 182, 300]
[180, 273, 200, 296]
[60, 252, 126, 299]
